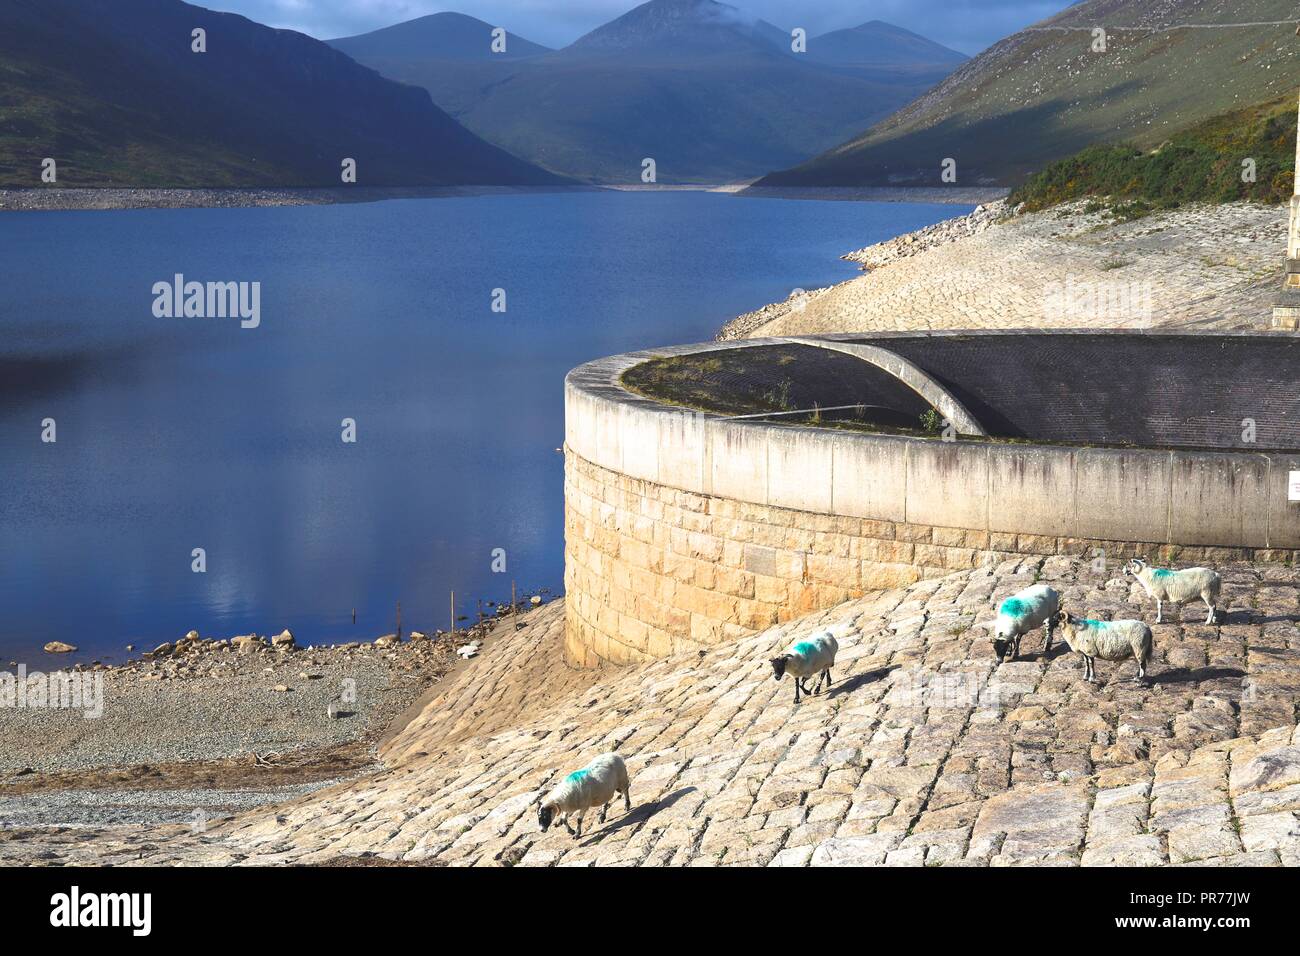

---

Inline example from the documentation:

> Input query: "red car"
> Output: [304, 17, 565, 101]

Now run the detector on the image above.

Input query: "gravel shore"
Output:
[0, 607, 543, 828]
[738, 185, 1009, 204]
[0, 185, 593, 212]
[1, 184, 1002, 213]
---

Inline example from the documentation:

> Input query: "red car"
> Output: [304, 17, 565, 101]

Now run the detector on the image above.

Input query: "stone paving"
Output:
[5, 556, 1300, 866]
[722, 201, 1286, 340]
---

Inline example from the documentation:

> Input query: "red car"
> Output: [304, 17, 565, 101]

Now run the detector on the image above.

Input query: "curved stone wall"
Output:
[563, 333, 1300, 667]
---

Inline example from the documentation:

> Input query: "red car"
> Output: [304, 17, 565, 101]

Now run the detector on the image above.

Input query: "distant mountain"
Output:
[330, 11, 551, 61]
[0, 0, 562, 188]
[566, 0, 789, 56]
[807, 20, 967, 68]
[758, 0, 1299, 187]
[331, 0, 966, 183]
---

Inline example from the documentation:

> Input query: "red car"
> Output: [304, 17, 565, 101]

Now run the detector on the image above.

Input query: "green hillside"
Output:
[1009, 96, 1296, 215]
[758, 0, 1300, 188]
[0, 0, 561, 188]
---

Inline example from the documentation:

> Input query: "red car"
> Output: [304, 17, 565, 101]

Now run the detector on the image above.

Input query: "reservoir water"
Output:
[0, 190, 966, 663]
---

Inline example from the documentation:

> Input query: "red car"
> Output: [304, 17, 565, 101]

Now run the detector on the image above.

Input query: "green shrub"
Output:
[1009, 97, 1296, 212]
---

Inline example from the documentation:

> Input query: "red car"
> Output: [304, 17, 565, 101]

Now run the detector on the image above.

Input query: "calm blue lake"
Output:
[0, 191, 964, 664]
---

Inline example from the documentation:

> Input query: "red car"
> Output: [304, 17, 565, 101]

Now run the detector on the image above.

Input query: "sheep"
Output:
[1124, 558, 1221, 625]
[537, 752, 631, 839]
[769, 631, 838, 704]
[1054, 611, 1153, 684]
[988, 584, 1061, 661]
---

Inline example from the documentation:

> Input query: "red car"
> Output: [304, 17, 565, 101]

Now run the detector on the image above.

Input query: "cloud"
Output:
[205, 0, 1073, 53]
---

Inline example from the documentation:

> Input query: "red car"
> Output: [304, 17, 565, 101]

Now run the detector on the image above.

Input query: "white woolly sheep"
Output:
[987, 584, 1061, 661]
[1124, 558, 1222, 624]
[769, 631, 838, 704]
[537, 752, 631, 838]
[1054, 611, 1153, 684]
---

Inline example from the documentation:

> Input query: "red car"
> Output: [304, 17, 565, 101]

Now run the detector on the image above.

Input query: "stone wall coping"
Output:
[566, 334, 1300, 550]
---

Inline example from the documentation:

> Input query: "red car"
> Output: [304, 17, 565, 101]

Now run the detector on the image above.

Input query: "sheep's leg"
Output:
[1203, 596, 1216, 625]
[1155, 599, 1163, 625]
[793, 680, 801, 705]
[1009, 635, 1020, 662]
[573, 810, 584, 839]
[562, 813, 575, 836]
[1133, 655, 1146, 683]
[825, 668, 833, 687]
[1042, 622, 1053, 655]
[599, 801, 609, 824]
[623, 787, 631, 812]
[1085, 656, 1096, 682]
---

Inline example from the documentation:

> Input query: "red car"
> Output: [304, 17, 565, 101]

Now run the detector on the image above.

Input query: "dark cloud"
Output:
[210, 0, 1073, 53]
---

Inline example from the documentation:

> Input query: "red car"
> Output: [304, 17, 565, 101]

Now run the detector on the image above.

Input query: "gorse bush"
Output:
[1009, 97, 1296, 213]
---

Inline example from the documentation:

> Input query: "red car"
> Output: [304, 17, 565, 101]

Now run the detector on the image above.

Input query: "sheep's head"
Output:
[1054, 610, 1074, 628]
[1124, 558, 1146, 577]
[537, 801, 555, 832]
[992, 633, 1011, 661]
[770, 655, 790, 681]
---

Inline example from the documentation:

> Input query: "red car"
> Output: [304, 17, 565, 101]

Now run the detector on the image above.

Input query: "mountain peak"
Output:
[330, 11, 551, 61]
[809, 19, 966, 67]
[567, 0, 788, 56]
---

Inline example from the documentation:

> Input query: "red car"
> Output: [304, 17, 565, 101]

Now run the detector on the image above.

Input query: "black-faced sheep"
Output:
[769, 631, 838, 704]
[537, 752, 631, 839]
[988, 584, 1061, 661]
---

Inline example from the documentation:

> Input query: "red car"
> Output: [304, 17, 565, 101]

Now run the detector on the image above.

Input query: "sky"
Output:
[203, 0, 1076, 54]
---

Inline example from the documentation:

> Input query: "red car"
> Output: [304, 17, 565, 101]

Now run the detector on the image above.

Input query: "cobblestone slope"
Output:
[721, 202, 1285, 340]
[6, 559, 1300, 866]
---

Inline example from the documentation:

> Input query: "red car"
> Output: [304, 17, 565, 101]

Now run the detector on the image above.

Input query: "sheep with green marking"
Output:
[537, 752, 631, 839]
[1124, 559, 1222, 624]
[987, 584, 1060, 662]
[1054, 611, 1153, 684]
[769, 630, 838, 704]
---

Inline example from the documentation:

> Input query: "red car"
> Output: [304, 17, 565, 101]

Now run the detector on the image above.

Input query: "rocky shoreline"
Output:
[0, 600, 550, 828]
[717, 201, 1009, 340]
[841, 199, 1010, 267]
[0, 185, 592, 212]
[1, 184, 1006, 213]
[718, 198, 1282, 339]
[738, 185, 1009, 204]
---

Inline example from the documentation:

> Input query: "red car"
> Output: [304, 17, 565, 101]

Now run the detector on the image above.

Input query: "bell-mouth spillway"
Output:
[621, 330, 1300, 453]
[561, 330, 1300, 667]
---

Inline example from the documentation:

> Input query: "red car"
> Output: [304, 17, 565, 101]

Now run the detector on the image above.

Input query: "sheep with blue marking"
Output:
[1124, 558, 1222, 625]
[537, 752, 631, 839]
[1054, 610, 1153, 684]
[987, 584, 1061, 661]
[769, 630, 838, 704]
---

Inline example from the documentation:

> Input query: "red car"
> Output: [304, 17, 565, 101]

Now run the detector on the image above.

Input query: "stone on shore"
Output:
[272, 629, 296, 649]
[43, 641, 76, 654]
[232, 635, 267, 655]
